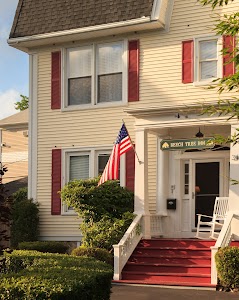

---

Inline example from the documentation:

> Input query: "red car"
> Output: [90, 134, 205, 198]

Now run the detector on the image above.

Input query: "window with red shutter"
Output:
[51, 149, 62, 215]
[182, 40, 194, 84]
[51, 51, 61, 109]
[223, 35, 236, 77]
[193, 36, 224, 84]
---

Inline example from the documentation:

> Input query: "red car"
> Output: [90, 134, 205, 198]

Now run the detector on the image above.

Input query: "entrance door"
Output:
[193, 161, 220, 227]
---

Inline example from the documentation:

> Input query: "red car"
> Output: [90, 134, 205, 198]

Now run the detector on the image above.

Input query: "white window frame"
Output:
[62, 147, 126, 214]
[194, 35, 222, 86]
[62, 39, 128, 111]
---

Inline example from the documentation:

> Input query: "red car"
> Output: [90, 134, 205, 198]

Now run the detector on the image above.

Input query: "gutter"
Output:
[8, 17, 164, 51]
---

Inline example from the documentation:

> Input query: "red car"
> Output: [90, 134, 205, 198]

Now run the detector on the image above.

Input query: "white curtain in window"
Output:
[97, 43, 123, 102]
[70, 155, 89, 181]
[98, 43, 123, 75]
[201, 61, 217, 79]
[200, 40, 218, 80]
[200, 40, 217, 60]
[68, 47, 92, 78]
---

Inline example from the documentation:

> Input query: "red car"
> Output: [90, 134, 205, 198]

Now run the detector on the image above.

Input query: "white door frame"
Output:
[176, 150, 230, 233]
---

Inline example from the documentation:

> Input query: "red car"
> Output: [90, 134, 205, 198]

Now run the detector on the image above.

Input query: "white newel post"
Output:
[134, 129, 150, 238]
[113, 244, 122, 280]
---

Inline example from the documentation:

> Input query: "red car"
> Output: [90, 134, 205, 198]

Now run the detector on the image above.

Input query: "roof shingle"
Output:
[10, 0, 154, 39]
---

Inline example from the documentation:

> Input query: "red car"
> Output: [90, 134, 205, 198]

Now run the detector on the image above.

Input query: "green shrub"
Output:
[18, 241, 69, 254]
[12, 187, 28, 203]
[72, 246, 113, 265]
[0, 250, 113, 300]
[81, 212, 134, 251]
[61, 178, 134, 222]
[11, 198, 39, 248]
[61, 178, 134, 251]
[215, 246, 239, 290]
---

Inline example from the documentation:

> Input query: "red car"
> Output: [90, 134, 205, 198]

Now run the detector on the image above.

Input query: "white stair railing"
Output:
[113, 213, 167, 280]
[113, 214, 143, 280]
[211, 211, 239, 284]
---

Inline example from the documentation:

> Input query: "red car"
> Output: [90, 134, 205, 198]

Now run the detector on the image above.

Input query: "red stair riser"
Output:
[128, 256, 210, 265]
[123, 264, 211, 274]
[231, 241, 239, 246]
[121, 273, 211, 284]
[139, 239, 215, 248]
[133, 249, 211, 257]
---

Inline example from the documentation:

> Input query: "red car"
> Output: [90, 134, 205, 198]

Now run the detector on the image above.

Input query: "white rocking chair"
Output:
[196, 197, 229, 240]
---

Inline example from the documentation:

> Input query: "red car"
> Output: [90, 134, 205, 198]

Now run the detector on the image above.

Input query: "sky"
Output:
[0, 1, 28, 120]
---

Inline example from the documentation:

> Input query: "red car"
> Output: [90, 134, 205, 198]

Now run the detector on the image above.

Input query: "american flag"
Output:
[98, 123, 133, 186]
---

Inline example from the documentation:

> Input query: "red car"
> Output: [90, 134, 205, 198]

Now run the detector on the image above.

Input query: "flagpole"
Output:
[122, 119, 142, 164]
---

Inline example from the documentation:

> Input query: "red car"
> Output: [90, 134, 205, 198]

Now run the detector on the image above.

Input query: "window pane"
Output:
[98, 43, 123, 75]
[98, 73, 122, 103]
[68, 47, 92, 78]
[68, 77, 91, 105]
[70, 155, 89, 181]
[200, 61, 217, 80]
[98, 154, 110, 175]
[200, 40, 217, 60]
[185, 185, 189, 195]
[185, 163, 189, 173]
[185, 174, 189, 185]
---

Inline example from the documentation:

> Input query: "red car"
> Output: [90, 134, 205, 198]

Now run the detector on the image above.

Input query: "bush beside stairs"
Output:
[114, 239, 239, 287]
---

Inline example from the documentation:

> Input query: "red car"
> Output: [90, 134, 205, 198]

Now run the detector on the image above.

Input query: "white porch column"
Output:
[156, 138, 169, 214]
[134, 129, 150, 238]
[229, 124, 239, 211]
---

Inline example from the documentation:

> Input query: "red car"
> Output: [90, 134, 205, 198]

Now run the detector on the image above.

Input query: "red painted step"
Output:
[120, 238, 214, 287]
[128, 255, 211, 265]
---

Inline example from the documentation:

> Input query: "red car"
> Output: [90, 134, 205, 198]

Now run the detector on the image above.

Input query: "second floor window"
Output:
[199, 39, 218, 81]
[194, 36, 222, 84]
[66, 41, 124, 107]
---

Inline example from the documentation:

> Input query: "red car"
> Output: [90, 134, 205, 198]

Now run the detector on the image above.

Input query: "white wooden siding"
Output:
[36, 0, 239, 239]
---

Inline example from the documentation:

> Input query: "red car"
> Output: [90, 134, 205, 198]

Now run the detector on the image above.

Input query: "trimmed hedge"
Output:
[18, 241, 69, 254]
[215, 246, 239, 290]
[11, 194, 39, 248]
[72, 246, 113, 266]
[0, 250, 113, 300]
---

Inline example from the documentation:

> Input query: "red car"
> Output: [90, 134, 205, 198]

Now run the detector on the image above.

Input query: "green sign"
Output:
[161, 138, 215, 151]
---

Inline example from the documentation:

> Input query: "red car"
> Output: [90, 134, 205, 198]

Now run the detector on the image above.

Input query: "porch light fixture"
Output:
[195, 127, 204, 138]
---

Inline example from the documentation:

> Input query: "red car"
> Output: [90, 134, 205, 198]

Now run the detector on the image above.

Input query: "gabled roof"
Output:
[10, 0, 154, 39]
[0, 109, 28, 128]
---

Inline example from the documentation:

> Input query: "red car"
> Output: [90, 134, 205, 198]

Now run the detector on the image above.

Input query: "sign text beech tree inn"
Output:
[160, 138, 215, 151]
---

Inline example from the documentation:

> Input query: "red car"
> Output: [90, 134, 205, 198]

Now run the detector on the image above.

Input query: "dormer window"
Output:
[65, 41, 126, 107]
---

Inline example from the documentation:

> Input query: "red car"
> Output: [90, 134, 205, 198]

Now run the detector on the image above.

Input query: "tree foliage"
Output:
[0, 165, 12, 250]
[15, 95, 29, 111]
[199, 0, 235, 9]
[199, 0, 239, 147]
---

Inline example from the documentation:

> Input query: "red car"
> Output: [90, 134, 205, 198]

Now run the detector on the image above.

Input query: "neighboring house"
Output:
[8, 0, 239, 285]
[0, 109, 28, 193]
[0, 109, 28, 249]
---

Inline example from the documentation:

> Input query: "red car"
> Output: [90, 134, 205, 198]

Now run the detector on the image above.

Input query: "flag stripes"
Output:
[98, 124, 133, 186]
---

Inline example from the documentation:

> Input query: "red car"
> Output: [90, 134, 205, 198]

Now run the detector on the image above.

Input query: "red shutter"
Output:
[51, 51, 61, 109]
[128, 40, 139, 102]
[182, 40, 194, 83]
[51, 149, 62, 215]
[223, 35, 236, 77]
[126, 147, 135, 192]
